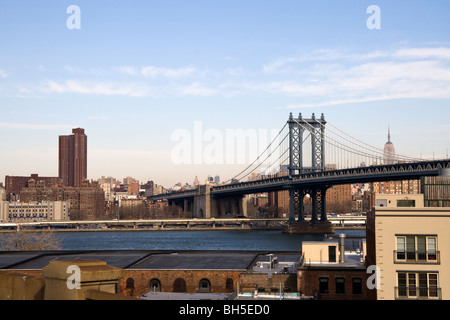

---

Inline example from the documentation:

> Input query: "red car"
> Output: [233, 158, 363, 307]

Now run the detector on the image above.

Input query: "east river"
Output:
[54, 229, 366, 251]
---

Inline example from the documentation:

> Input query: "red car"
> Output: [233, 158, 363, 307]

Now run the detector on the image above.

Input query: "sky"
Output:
[0, 0, 449, 188]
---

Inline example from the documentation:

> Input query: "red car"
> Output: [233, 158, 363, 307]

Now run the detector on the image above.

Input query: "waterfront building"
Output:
[59, 128, 87, 187]
[0, 199, 69, 222]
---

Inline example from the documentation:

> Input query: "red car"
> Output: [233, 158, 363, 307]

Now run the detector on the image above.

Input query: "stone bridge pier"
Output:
[189, 185, 247, 219]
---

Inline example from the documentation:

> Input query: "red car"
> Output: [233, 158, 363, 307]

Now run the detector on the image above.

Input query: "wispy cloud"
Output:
[177, 82, 218, 96]
[140, 66, 196, 78]
[264, 47, 450, 108]
[41, 80, 155, 97]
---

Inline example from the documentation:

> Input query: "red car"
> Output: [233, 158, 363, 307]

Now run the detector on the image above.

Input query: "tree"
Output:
[0, 228, 62, 251]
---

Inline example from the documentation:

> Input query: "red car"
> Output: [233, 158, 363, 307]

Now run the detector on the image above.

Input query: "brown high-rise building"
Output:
[59, 128, 87, 187]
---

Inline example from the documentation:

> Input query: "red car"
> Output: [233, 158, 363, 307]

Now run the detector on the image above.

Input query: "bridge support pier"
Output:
[285, 186, 333, 234]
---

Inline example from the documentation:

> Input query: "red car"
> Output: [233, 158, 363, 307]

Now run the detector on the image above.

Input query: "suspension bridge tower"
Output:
[284, 112, 334, 234]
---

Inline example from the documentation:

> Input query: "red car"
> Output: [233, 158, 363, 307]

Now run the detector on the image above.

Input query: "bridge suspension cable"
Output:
[224, 114, 432, 184]
[223, 122, 289, 184]
[322, 120, 424, 163]
[292, 117, 424, 169]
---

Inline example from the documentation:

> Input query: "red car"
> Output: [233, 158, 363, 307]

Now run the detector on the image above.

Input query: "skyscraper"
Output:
[383, 126, 396, 165]
[59, 128, 87, 187]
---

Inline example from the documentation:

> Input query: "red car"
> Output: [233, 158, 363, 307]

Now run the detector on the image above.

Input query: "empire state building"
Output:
[383, 127, 397, 165]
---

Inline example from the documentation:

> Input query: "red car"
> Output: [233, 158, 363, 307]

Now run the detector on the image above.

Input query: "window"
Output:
[125, 278, 135, 296]
[427, 238, 437, 261]
[395, 235, 439, 263]
[328, 246, 336, 263]
[397, 272, 440, 300]
[336, 277, 345, 294]
[173, 278, 186, 293]
[352, 277, 362, 295]
[199, 279, 211, 293]
[397, 200, 415, 207]
[225, 278, 234, 293]
[149, 279, 161, 292]
[396, 237, 405, 260]
[319, 277, 328, 294]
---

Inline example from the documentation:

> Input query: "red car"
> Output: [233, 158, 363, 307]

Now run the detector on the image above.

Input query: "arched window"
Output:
[173, 278, 187, 293]
[225, 278, 234, 293]
[199, 278, 211, 293]
[149, 279, 161, 292]
[125, 278, 135, 296]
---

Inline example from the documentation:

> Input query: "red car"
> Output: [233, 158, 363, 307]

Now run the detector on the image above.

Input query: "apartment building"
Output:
[366, 206, 450, 300]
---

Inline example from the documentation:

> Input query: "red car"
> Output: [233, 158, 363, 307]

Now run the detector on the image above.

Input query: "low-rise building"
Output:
[297, 236, 369, 300]
[0, 200, 69, 222]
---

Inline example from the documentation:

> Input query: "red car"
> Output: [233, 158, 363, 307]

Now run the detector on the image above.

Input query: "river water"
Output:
[55, 229, 365, 251]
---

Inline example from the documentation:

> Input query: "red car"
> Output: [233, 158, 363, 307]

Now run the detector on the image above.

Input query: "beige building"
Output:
[372, 193, 424, 208]
[0, 200, 69, 222]
[366, 206, 450, 300]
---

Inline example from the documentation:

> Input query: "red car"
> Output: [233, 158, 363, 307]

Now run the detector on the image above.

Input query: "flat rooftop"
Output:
[0, 250, 301, 271]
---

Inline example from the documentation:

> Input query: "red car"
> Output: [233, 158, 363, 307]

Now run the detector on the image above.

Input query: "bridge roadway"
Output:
[148, 160, 450, 201]
[0, 216, 366, 231]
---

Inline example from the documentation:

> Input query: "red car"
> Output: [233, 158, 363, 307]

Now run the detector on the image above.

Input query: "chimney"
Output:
[339, 233, 346, 263]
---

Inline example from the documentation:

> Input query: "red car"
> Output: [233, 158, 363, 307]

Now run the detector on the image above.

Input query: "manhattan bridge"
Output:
[149, 113, 450, 233]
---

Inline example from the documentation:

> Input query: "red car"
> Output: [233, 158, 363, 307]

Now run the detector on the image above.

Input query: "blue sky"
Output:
[0, 0, 449, 187]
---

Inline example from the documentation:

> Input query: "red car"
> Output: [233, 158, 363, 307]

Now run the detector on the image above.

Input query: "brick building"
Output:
[4, 174, 61, 196]
[59, 128, 87, 187]
[297, 239, 369, 300]
[19, 179, 105, 220]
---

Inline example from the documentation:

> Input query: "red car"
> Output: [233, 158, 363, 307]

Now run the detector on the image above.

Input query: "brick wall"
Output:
[119, 269, 242, 297]
[239, 273, 297, 293]
[297, 268, 370, 300]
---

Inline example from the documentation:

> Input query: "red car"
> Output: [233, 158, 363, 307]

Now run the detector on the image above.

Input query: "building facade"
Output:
[59, 128, 87, 187]
[0, 200, 69, 222]
[421, 176, 450, 207]
[19, 180, 105, 220]
[4, 174, 61, 197]
[366, 206, 450, 300]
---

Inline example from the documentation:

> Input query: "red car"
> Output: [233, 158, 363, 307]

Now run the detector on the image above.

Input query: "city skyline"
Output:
[1, 1, 450, 187]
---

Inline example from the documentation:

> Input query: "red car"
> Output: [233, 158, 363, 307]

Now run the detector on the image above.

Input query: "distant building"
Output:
[141, 180, 154, 197]
[4, 174, 61, 196]
[0, 199, 69, 222]
[371, 180, 421, 195]
[19, 179, 105, 220]
[421, 176, 450, 207]
[383, 127, 396, 165]
[129, 180, 140, 195]
[193, 176, 199, 187]
[59, 128, 87, 187]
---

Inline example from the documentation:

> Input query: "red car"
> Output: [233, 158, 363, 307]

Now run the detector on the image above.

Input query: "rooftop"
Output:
[0, 250, 300, 271]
